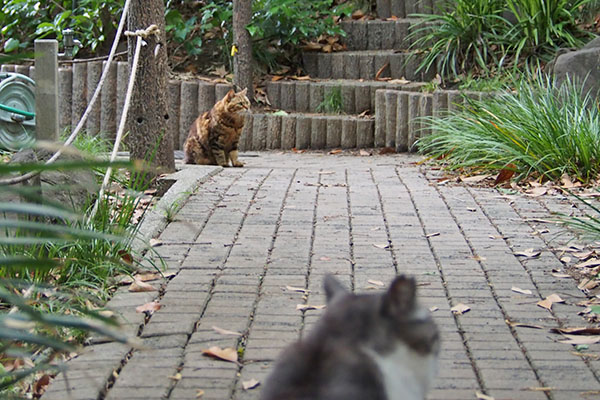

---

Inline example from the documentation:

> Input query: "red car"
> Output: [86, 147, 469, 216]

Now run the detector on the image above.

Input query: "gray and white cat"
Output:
[261, 275, 439, 400]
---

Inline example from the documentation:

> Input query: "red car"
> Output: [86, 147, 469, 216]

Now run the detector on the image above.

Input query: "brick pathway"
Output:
[44, 152, 600, 400]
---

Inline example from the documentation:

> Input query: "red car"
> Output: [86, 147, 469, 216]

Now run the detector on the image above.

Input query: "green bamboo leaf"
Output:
[0, 159, 134, 174]
[0, 327, 73, 352]
[0, 256, 58, 270]
[0, 219, 121, 241]
[0, 202, 78, 220]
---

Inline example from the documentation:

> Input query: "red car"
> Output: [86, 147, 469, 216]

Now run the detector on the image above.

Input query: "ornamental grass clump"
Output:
[417, 75, 600, 184]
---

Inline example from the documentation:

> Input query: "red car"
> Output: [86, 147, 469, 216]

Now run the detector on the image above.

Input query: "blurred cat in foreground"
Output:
[261, 275, 439, 400]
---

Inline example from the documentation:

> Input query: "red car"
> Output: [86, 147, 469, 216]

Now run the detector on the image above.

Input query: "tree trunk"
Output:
[233, 0, 253, 100]
[126, 0, 175, 178]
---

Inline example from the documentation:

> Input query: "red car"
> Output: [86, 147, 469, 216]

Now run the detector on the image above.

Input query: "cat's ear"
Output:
[238, 88, 248, 95]
[382, 275, 416, 316]
[225, 89, 235, 99]
[324, 275, 348, 303]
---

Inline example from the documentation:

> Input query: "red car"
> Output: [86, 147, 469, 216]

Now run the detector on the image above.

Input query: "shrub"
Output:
[417, 75, 600, 184]
[410, 0, 594, 79]
[560, 193, 600, 241]
[409, 0, 510, 79]
[1, 0, 122, 54]
[506, 0, 593, 63]
[0, 157, 145, 395]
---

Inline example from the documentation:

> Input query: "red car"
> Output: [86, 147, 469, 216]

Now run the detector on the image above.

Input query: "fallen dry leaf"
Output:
[99, 310, 115, 318]
[523, 387, 555, 392]
[128, 280, 157, 293]
[329, 149, 343, 155]
[169, 373, 182, 381]
[579, 279, 599, 291]
[351, 9, 365, 19]
[373, 243, 390, 249]
[573, 250, 594, 260]
[118, 250, 133, 264]
[551, 327, 600, 335]
[560, 173, 580, 189]
[375, 62, 390, 80]
[242, 379, 260, 390]
[515, 248, 541, 258]
[296, 304, 326, 311]
[425, 232, 440, 238]
[134, 272, 161, 282]
[559, 335, 600, 345]
[33, 374, 51, 396]
[472, 255, 487, 261]
[552, 272, 571, 278]
[537, 294, 564, 310]
[511, 286, 533, 295]
[460, 174, 490, 183]
[359, 149, 370, 156]
[429, 306, 439, 312]
[527, 186, 548, 197]
[319, 256, 331, 261]
[475, 391, 495, 400]
[388, 78, 411, 84]
[494, 166, 516, 185]
[210, 65, 228, 78]
[379, 147, 396, 155]
[136, 301, 162, 313]
[271, 75, 284, 81]
[212, 326, 242, 336]
[576, 258, 600, 268]
[318, 171, 335, 175]
[560, 256, 572, 263]
[196, 389, 205, 398]
[506, 320, 543, 329]
[149, 238, 162, 247]
[285, 285, 310, 294]
[367, 279, 384, 287]
[202, 346, 238, 363]
[451, 303, 471, 315]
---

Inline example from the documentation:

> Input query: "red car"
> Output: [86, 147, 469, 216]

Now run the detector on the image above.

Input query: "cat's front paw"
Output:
[232, 161, 244, 168]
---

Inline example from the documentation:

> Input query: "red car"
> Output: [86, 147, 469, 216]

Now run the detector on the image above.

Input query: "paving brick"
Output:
[44, 153, 600, 399]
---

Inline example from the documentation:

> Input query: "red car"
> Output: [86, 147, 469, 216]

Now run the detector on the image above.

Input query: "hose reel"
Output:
[0, 72, 36, 151]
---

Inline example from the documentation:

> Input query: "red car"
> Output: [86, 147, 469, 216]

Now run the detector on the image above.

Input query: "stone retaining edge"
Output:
[302, 51, 437, 81]
[375, 88, 485, 152]
[266, 79, 425, 115]
[239, 112, 375, 151]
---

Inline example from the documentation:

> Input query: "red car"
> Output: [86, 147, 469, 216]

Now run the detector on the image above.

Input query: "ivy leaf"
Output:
[3, 38, 20, 53]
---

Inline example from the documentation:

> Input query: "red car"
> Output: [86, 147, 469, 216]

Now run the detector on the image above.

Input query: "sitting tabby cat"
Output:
[261, 275, 439, 400]
[184, 88, 250, 167]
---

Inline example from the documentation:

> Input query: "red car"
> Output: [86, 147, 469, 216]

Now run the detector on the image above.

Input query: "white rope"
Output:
[88, 25, 161, 221]
[0, 0, 132, 186]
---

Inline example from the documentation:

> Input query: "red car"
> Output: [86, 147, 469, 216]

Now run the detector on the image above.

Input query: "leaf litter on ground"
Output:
[202, 346, 239, 364]
[451, 303, 470, 315]
[537, 294, 564, 310]
[212, 326, 242, 336]
[242, 379, 260, 390]
[128, 279, 157, 292]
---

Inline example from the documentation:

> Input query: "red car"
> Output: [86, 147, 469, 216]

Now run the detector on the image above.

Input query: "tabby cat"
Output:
[261, 275, 440, 400]
[183, 88, 250, 167]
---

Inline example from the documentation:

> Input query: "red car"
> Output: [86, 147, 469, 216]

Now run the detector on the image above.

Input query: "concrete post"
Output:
[34, 39, 59, 142]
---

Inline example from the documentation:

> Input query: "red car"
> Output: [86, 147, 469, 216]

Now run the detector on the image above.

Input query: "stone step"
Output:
[238, 112, 375, 151]
[376, 0, 446, 18]
[266, 79, 425, 114]
[374, 89, 487, 152]
[340, 18, 430, 51]
[302, 50, 436, 81]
